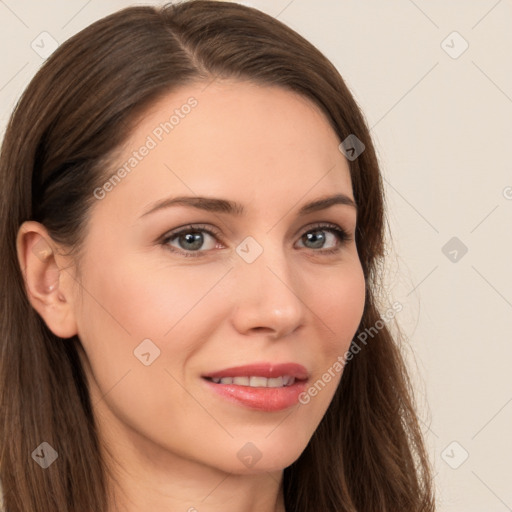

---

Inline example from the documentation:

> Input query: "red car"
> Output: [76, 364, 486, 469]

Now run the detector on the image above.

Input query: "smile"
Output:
[204, 375, 296, 387]
[201, 362, 309, 411]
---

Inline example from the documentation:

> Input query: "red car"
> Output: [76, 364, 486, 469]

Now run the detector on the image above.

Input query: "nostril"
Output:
[246, 326, 277, 335]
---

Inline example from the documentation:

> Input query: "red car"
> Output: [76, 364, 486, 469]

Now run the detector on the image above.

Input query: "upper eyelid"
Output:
[161, 223, 221, 240]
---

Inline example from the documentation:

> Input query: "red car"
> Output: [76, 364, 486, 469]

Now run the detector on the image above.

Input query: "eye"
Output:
[161, 224, 222, 257]
[296, 223, 351, 253]
[160, 222, 352, 258]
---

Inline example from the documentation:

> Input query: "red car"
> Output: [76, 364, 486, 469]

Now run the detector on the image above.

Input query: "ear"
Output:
[16, 221, 78, 338]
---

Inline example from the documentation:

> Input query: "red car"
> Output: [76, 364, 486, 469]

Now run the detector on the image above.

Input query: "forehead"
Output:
[95, 80, 353, 219]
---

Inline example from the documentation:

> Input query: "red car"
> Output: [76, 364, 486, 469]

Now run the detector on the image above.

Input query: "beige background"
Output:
[1, 1, 511, 510]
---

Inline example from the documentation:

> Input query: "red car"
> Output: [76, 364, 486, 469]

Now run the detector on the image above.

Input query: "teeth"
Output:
[249, 376, 269, 387]
[209, 376, 296, 387]
[282, 376, 295, 386]
[266, 377, 283, 388]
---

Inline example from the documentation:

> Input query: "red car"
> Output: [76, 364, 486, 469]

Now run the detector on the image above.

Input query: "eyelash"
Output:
[159, 222, 352, 258]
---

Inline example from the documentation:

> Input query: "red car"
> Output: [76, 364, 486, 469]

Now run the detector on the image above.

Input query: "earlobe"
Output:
[16, 221, 78, 338]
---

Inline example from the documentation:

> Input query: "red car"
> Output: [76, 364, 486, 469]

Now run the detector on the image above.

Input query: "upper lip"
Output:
[202, 362, 309, 380]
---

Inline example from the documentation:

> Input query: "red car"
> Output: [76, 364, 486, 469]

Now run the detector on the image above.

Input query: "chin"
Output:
[216, 437, 309, 475]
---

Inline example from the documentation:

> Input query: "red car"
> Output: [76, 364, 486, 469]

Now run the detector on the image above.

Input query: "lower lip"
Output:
[201, 378, 308, 412]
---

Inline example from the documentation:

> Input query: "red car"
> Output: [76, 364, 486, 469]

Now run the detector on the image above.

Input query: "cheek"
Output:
[299, 261, 365, 411]
[73, 253, 229, 447]
[77, 250, 221, 345]
[73, 249, 233, 411]
[316, 261, 366, 349]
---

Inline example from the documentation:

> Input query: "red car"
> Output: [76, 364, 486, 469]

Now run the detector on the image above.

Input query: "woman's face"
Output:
[71, 80, 365, 475]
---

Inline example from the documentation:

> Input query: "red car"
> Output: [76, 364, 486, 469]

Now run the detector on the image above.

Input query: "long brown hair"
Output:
[0, 1, 435, 510]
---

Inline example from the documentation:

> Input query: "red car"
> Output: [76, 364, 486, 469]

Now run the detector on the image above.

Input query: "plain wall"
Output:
[1, 1, 511, 510]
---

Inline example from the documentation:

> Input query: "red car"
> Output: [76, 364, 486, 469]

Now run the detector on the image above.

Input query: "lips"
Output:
[201, 362, 310, 412]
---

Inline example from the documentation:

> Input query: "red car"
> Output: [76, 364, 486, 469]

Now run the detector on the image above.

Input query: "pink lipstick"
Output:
[201, 362, 309, 412]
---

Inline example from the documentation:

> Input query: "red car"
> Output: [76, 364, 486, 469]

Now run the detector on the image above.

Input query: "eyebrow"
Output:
[141, 193, 357, 218]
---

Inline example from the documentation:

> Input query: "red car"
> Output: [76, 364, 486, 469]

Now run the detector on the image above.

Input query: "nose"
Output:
[229, 242, 306, 339]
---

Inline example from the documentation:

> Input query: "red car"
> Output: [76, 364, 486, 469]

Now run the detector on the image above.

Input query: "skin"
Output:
[17, 80, 366, 512]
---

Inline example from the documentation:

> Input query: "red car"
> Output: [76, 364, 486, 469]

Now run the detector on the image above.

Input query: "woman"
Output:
[0, 1, 435, 510]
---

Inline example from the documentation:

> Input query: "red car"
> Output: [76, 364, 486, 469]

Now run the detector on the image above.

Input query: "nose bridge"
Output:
[230, 233, 305, 336]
